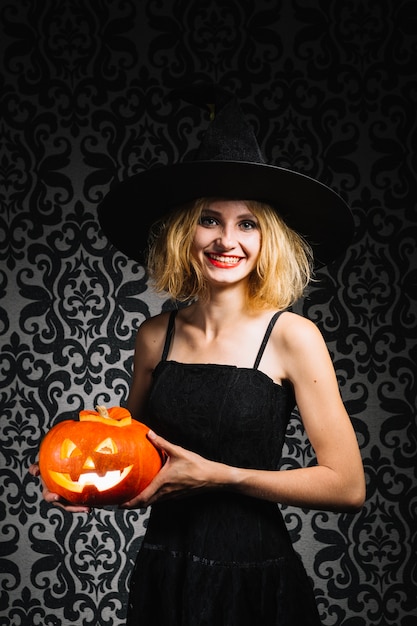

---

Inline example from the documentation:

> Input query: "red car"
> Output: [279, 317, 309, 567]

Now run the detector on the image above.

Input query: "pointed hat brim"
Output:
[98, 87, 354, 267]
[98, 160, 353, 266]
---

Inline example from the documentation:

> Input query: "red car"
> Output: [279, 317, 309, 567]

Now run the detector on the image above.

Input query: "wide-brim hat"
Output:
[98, 85, 354, 267]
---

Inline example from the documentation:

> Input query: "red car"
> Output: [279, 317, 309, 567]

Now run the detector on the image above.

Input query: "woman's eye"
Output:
[199, 216, 217, 226]
[240, 220, 257, 230]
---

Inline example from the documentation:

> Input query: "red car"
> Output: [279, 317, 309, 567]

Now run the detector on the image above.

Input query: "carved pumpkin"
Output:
[39, 406, 163, 505]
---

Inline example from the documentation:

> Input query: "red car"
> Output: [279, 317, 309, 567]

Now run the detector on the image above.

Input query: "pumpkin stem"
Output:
[96, 405, 110, 419]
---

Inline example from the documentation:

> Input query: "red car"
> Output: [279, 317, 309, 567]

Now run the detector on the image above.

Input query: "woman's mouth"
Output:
[206, 253, 242, 268]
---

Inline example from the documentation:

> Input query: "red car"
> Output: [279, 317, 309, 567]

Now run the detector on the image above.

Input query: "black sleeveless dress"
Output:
[127, 311, 322, 626]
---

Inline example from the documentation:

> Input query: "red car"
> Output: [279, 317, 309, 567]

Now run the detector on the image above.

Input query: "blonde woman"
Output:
[31, 86, 365, 625]
[119, 196, 365, 625]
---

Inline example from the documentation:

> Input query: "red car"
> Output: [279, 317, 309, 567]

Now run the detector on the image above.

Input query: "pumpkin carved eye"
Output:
[61, 439, 82, 458]
[95, 437, 118, 455]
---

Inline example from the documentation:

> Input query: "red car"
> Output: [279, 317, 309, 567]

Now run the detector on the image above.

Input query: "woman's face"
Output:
[191, 200, 261, 286]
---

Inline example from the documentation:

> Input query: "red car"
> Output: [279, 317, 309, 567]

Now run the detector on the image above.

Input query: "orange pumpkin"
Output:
[39, 406, 163, 505]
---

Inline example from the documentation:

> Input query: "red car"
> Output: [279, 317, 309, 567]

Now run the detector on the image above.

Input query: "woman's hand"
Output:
[120, 430, 225, 509]
[28, 463, 91, 514]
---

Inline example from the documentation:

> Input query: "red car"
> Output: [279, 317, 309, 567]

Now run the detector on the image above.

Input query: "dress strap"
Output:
[253, 311, 283, 369]
[160, 309, 178, 361]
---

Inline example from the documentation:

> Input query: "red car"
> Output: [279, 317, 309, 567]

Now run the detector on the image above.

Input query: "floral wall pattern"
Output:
[0, 1, 416, 625]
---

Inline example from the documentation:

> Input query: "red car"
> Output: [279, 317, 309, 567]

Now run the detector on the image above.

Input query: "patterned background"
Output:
[1, 1, 416, 624]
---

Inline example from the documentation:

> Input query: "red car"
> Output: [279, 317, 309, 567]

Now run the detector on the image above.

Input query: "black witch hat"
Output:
[98, 85, 354, 266]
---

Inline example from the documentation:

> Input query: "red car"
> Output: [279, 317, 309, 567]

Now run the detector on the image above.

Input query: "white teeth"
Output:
[209, 254, 240, 264]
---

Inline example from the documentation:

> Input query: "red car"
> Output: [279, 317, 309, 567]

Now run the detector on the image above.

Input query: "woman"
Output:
[31, 86, 366, 625]
[121, 196, 365, 625]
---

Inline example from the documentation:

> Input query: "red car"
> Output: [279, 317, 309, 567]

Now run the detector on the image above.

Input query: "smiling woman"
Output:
[30, 84, 365, 626]
[147, 197, 313, 311]
[193, 201, 261, 275]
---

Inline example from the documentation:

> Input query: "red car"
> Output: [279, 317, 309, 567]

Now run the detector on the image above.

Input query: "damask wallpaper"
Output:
[0, 1, 416, 625]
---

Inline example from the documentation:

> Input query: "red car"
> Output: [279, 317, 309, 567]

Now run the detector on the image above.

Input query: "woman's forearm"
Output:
[216, 462, 366, 513]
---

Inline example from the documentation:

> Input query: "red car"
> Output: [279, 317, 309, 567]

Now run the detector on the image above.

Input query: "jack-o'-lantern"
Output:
[39, 406, 163, 505]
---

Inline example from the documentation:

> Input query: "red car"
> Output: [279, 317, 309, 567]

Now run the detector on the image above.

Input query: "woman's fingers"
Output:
[28, 463, 40, 477]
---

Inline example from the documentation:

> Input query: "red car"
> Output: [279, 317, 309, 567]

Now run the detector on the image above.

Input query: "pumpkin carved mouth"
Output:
[48, 466, 134, 493]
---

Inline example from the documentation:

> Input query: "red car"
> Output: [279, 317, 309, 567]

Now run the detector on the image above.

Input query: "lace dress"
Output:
[127, 310, 322, 626]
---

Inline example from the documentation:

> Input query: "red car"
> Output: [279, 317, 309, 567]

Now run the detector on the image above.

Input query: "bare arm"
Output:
[126, 313, 169, 420]
[226, 314, 365, 511]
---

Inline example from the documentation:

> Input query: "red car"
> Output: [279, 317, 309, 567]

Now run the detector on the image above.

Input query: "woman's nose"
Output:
[215, 226, 235, 248]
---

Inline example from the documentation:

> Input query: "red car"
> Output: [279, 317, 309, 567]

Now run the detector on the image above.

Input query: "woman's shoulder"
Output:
[139, 310, 172, 333]
[270, 311, 331, 383]
[275, 310, 324, 349]
[134, 310, 172, 355]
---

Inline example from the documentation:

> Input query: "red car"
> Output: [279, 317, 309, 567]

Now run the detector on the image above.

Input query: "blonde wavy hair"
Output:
[146, 198, 313, 311]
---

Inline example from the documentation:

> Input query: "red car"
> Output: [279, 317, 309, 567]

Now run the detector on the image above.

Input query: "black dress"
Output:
[127, 310, 322, 626]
